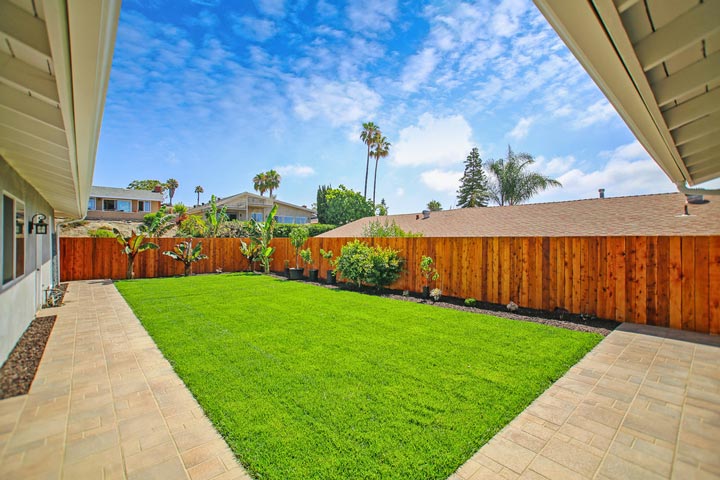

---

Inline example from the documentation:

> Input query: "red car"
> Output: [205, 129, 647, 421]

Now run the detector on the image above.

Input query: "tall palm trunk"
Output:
[196, 192, 200, 206]
[364, 144, 370, 199]
[372, 157, 379, 206]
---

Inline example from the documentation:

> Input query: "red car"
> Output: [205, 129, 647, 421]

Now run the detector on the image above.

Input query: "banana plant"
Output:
[248, 204, 278, 274]
[113, 229, 158, 279]
[163, 240, 208, 276]
[139, 206, 175, 238]
[240, 239, 261, 272]
[204, 195, 228, 238]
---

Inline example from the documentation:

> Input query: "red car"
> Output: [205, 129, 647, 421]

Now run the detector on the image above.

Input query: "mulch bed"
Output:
[270, 273, 619, 336]
[0, 316, 57, 400]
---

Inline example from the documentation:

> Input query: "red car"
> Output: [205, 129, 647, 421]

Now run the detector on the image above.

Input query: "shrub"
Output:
[464, 298, 477, 307]
[274, 223, 337, 238]
[366, 245, 404, 289]
[177, 215, 207, 237]
[361, 219, 422, 238]
[88, 228, 115, 238]
[334, 240, 404, 289]
[218, 220, 253, 238]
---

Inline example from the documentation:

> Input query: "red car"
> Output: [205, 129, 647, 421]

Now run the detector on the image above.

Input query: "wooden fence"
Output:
[60, 236, 720, 334]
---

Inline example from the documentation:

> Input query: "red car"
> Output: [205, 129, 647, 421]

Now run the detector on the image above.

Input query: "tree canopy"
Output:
[456, 148, 490, 208]
[488, 146, 562, 206]
[316, 185, 374, 225]
[427, 200, 442, 211]
[128, 179, 164, 191]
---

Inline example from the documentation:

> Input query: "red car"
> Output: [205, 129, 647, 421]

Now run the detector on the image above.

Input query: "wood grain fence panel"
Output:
[694, 237, 709, 334]
[669, 236, 683, 329]
[635, 237, 647, 325]
[645, 236, 658, 326]
[614, 237, 627, 322]
[656, 236, 670, 328]
[710, 236, 720, 335]
[681, 237, 695, 331]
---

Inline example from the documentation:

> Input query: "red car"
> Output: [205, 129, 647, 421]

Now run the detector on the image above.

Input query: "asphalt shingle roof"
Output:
[90, 186, 164, 202]
[319, 193, 720, 237]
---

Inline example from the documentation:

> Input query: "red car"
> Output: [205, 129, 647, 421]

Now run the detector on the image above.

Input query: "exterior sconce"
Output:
[29, 213, 48, 235]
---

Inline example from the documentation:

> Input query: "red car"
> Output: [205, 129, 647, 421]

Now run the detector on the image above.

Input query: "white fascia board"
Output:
[532, 0, 689, 185]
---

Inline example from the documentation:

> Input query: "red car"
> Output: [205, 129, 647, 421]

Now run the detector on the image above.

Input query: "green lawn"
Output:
[116, 273, 601, 480]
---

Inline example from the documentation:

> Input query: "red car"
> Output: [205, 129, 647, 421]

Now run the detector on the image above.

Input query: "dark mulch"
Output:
[270, 272, 619, 336]
[0, 316, 57, 399]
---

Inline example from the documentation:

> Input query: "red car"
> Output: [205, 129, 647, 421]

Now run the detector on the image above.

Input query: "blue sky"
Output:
[94, 0, 701, 214]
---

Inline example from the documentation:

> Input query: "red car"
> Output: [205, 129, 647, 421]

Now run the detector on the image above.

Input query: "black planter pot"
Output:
[288, 268, 304, 280]
[284, 267, 290, 277]
[422, 286, 430, 299]
[308, 269, 319, 282]
[326, 270, 336, 285]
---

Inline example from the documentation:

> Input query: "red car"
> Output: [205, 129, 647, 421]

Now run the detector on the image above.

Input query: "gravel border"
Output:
[270, 273, 619, 336]
[0, 316, 57, 399]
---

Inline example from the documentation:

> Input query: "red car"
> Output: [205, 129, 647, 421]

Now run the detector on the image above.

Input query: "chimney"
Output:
[598, 188, 605, 199]
[422, 209, 430, 219]
[153, 185, 163, 193]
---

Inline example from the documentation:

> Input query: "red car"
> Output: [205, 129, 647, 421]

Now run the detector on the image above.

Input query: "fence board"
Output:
[59, 235, 719, 333]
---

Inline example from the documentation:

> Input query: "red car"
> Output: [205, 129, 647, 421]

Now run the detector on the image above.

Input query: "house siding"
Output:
[0, 155, 56, 365]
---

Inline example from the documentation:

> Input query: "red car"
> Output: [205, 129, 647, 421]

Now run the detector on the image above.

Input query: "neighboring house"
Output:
[87, 186, 164, 221]
[0, 2, 120, 364]
[188, 192, 315, 224]
[319, 193, 720, 238]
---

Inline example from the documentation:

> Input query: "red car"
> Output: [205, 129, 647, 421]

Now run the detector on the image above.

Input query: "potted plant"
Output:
[300, 248, 319, 282]
[284, 259, 290, 277]
[420, 255, 439, 299]
[320, 248, 336, 284]
[288, 226, 309, 280]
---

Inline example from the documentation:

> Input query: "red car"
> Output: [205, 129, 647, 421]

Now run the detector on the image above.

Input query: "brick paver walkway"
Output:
[451, 323, 720, 480]
[0, 280, 251, 480]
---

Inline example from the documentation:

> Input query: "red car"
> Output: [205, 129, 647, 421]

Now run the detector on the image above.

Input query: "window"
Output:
[138, 201, 151, 212]
[227, 213, 238, 221]
[277, 216, 293, 224]
[88, 198, 96, 210]
[295, 216, 308, 224]
[103, 199, 116, 211]
[117, 201, 131, 212]
[251, 212, 263, 221]
[2, 195, 24, 284]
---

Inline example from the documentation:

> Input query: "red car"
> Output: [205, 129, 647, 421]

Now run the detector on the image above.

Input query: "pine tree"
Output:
[456, 147, 490, 208]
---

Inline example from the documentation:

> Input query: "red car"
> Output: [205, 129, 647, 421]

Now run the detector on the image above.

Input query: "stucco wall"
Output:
[0, 155, 56, 365]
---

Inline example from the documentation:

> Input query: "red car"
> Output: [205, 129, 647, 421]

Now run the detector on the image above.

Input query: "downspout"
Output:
[675, 182, 720, 196]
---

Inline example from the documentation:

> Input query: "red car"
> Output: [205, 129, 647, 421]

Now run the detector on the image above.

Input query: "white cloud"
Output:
[420, 169, 463, 194]
[288, 77, 381, 127]
[232, 16, 277, 42]
[534, 155, 576, 176]
[346, 0, 398, 33]
[401, 48, 439, 92]
[393, 113, 474, 167]
[532, 141, 675, 202]
[276, 164, 315, 177]
[508, 116, 535, 140]
[396, 187, 405, 197]
[491, 0, 530, 37]
[255, 0, 285, 17]
[316, 0, 338, 17]
[574, 99, 617, 129]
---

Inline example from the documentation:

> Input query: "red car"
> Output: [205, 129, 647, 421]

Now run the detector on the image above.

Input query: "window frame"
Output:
[2, 192, 26, 287]
[88, 197, 96, 210]
[103, 199, 116, 211]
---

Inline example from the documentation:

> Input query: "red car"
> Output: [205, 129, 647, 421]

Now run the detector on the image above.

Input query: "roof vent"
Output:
[686, 194, 705, 204]
[598, 188, 605, 199]
[422, 210, 430, 219]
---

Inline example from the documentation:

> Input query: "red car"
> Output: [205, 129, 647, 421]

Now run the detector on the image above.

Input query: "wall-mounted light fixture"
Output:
[29, 213, 48, 235]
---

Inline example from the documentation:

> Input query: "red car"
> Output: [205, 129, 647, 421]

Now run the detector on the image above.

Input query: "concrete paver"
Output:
[0, 280, 251, 480]
[453, 323, 720, 479]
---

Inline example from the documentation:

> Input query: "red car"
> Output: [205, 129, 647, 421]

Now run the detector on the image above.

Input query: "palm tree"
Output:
[265, 169, 281, 197]
[166, 178, 179, 206]
[487, 146, 562, 206]
[371, 136, 390, 206]
[253, 172, 268, 196]
[194, 185, 204, 206]
[360, 122, 380, 199]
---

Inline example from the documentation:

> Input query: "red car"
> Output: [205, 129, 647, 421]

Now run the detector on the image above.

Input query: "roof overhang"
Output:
[533, 0, 720, 189]
[0, 0, 121, 218]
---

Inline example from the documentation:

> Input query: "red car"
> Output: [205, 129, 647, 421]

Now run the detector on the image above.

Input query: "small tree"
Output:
[289, 226, 309, 269]
[139, 206, 175, 238]
[334, 240, 373, 288]
[299, 248, 313, 271]
[163, 240, 208, 276]
[205, 195, 228, 238]
[427, 200, 442, 211]
[113, 229, 158, 279]
[420, 255, 439, 287]
[248, 204, 278, 274]
[240, 240, 261, 272]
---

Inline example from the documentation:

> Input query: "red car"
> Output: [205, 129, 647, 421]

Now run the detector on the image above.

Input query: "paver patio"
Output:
[452, 323, 720, 480]
[0, 280, 250, 480]
[1, 280, 719, 479]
